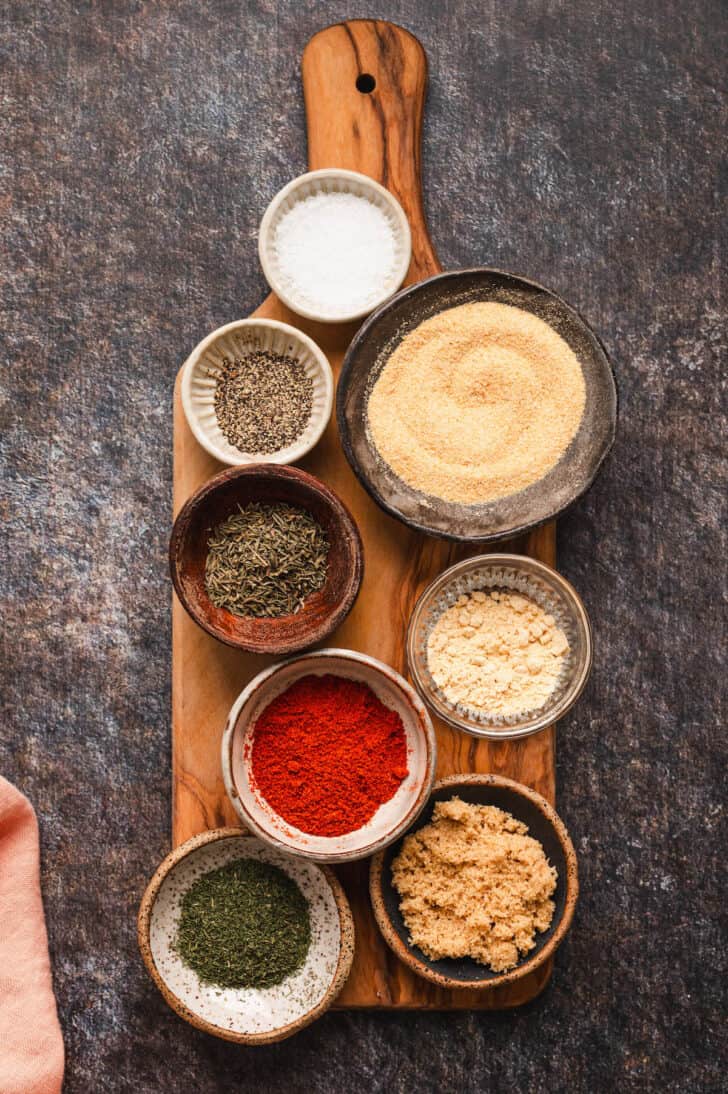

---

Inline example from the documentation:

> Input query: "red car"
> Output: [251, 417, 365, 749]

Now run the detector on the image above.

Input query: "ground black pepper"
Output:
[211, 349, 313, 454]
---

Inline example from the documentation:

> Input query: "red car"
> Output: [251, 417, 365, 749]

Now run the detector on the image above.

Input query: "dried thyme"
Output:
[174, 858, 311, 989]
[211, 350, 314, 454]
[205, 502, 329, 618]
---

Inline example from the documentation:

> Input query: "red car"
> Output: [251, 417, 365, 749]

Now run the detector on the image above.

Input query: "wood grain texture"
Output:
[173, 19, 556, 1009]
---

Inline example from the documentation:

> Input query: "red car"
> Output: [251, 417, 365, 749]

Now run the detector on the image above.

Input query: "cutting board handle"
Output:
[302, 20, 440, 283]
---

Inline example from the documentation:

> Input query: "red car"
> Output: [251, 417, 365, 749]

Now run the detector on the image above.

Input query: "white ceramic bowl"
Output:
[180, 318, 333, 466]
[258, 169, 412, 324]
[222, 649, 437, 863]
[137, 829, 354, 1044]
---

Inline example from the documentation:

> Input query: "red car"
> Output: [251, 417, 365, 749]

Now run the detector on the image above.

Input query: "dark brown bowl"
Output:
[370, 774, 579, 991]
[337, 267, 618, 542]
[169, 464, 364, 654]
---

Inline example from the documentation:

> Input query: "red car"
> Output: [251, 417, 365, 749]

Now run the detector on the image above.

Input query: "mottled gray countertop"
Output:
[1, 2, 725, 1091]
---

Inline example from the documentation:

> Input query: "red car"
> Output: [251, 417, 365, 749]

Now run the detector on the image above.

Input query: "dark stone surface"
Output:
[1, 2, 725, 1091]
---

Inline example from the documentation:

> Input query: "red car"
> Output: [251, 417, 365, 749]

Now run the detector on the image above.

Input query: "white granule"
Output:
[271, 191, 398, 317]
[426, 589, 569, 717]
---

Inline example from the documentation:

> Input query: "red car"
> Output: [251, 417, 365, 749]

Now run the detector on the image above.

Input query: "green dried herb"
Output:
[211, 350, 314, 455]
[205, 502, 329, 618]
[174, 858, 311, 990]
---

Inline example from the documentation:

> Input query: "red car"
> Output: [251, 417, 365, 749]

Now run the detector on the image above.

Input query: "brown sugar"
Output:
[367, 302, 586, 505]
[391, 797, 557, 972]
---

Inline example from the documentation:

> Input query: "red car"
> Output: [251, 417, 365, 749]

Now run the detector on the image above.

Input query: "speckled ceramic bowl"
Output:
[370, 774, 578, 991]
[137, 828, 354, 1044]
[407, 554, 593, 740]
[222, 649, 437, 863]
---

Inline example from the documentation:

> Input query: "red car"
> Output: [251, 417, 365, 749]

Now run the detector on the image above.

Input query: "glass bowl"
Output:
[406, 554, 592, 740]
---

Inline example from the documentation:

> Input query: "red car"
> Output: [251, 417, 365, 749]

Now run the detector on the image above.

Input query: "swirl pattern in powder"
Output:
[367, 302, 586, 505]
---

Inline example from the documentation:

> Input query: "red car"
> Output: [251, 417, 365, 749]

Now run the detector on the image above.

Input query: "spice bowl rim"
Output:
[221, 648, 438, 864]
[180, 317, 334, 467]
[406, 553, 593, 740]
[258, 168, 413, 324]
[369, 773, 579, 992]
[169, 463, 364, 655]
[137, 827, 355, 1045]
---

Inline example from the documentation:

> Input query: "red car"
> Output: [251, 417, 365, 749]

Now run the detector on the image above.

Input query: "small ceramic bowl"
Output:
[370, 774, 578, 991]
[222, 649, 437, 863]
[137, 828, 354, 1044]
[407, 554, 592, 740]
[170, 464, 363, 655]
[258, 169, 412, 324]
[180, 318, 333, 467]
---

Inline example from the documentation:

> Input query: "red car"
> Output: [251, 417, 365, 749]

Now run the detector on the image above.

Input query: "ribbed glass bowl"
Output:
[406, 554, 592, 740]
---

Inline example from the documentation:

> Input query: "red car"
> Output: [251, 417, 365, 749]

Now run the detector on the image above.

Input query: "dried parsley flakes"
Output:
[174, 858, 311, 990]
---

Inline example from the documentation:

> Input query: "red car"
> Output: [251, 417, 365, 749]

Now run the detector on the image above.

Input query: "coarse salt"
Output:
[271, 191, 398, 317]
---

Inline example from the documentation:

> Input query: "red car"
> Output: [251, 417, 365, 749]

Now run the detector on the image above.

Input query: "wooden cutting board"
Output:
[172, 18, 556, 1009]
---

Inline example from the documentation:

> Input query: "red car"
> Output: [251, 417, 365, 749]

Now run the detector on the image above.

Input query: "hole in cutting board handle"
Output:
[356, 73, 376, 93]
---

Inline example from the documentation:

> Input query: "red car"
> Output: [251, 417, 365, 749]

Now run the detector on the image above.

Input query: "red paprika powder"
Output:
[249, 674, 409, 837]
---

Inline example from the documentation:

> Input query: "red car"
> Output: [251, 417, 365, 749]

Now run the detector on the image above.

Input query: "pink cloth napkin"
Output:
[0, 777, 64, 1094]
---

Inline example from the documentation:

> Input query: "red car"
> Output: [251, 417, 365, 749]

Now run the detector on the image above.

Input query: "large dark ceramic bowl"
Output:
[337, 268, 617, 541]
[170, 464, 363, 654]
[370, 774, 579, 990]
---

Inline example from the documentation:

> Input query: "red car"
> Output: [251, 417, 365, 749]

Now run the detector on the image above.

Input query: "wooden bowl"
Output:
[222, 649, 437, 863]
[137, 828, 355, 1044]
[370, 774, 578, 990]
[169, 464, 363, 654]
[337, 267, 617, 541]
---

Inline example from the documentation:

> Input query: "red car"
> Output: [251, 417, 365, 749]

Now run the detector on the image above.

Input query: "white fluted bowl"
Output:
[258, 169, 412, 324]
[180, 318, 333, 466]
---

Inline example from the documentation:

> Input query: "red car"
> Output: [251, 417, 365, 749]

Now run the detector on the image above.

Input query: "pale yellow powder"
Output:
[391, 797, 557, 973]
[367, 301, 586, 505]
[427, 589, 569, 717]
